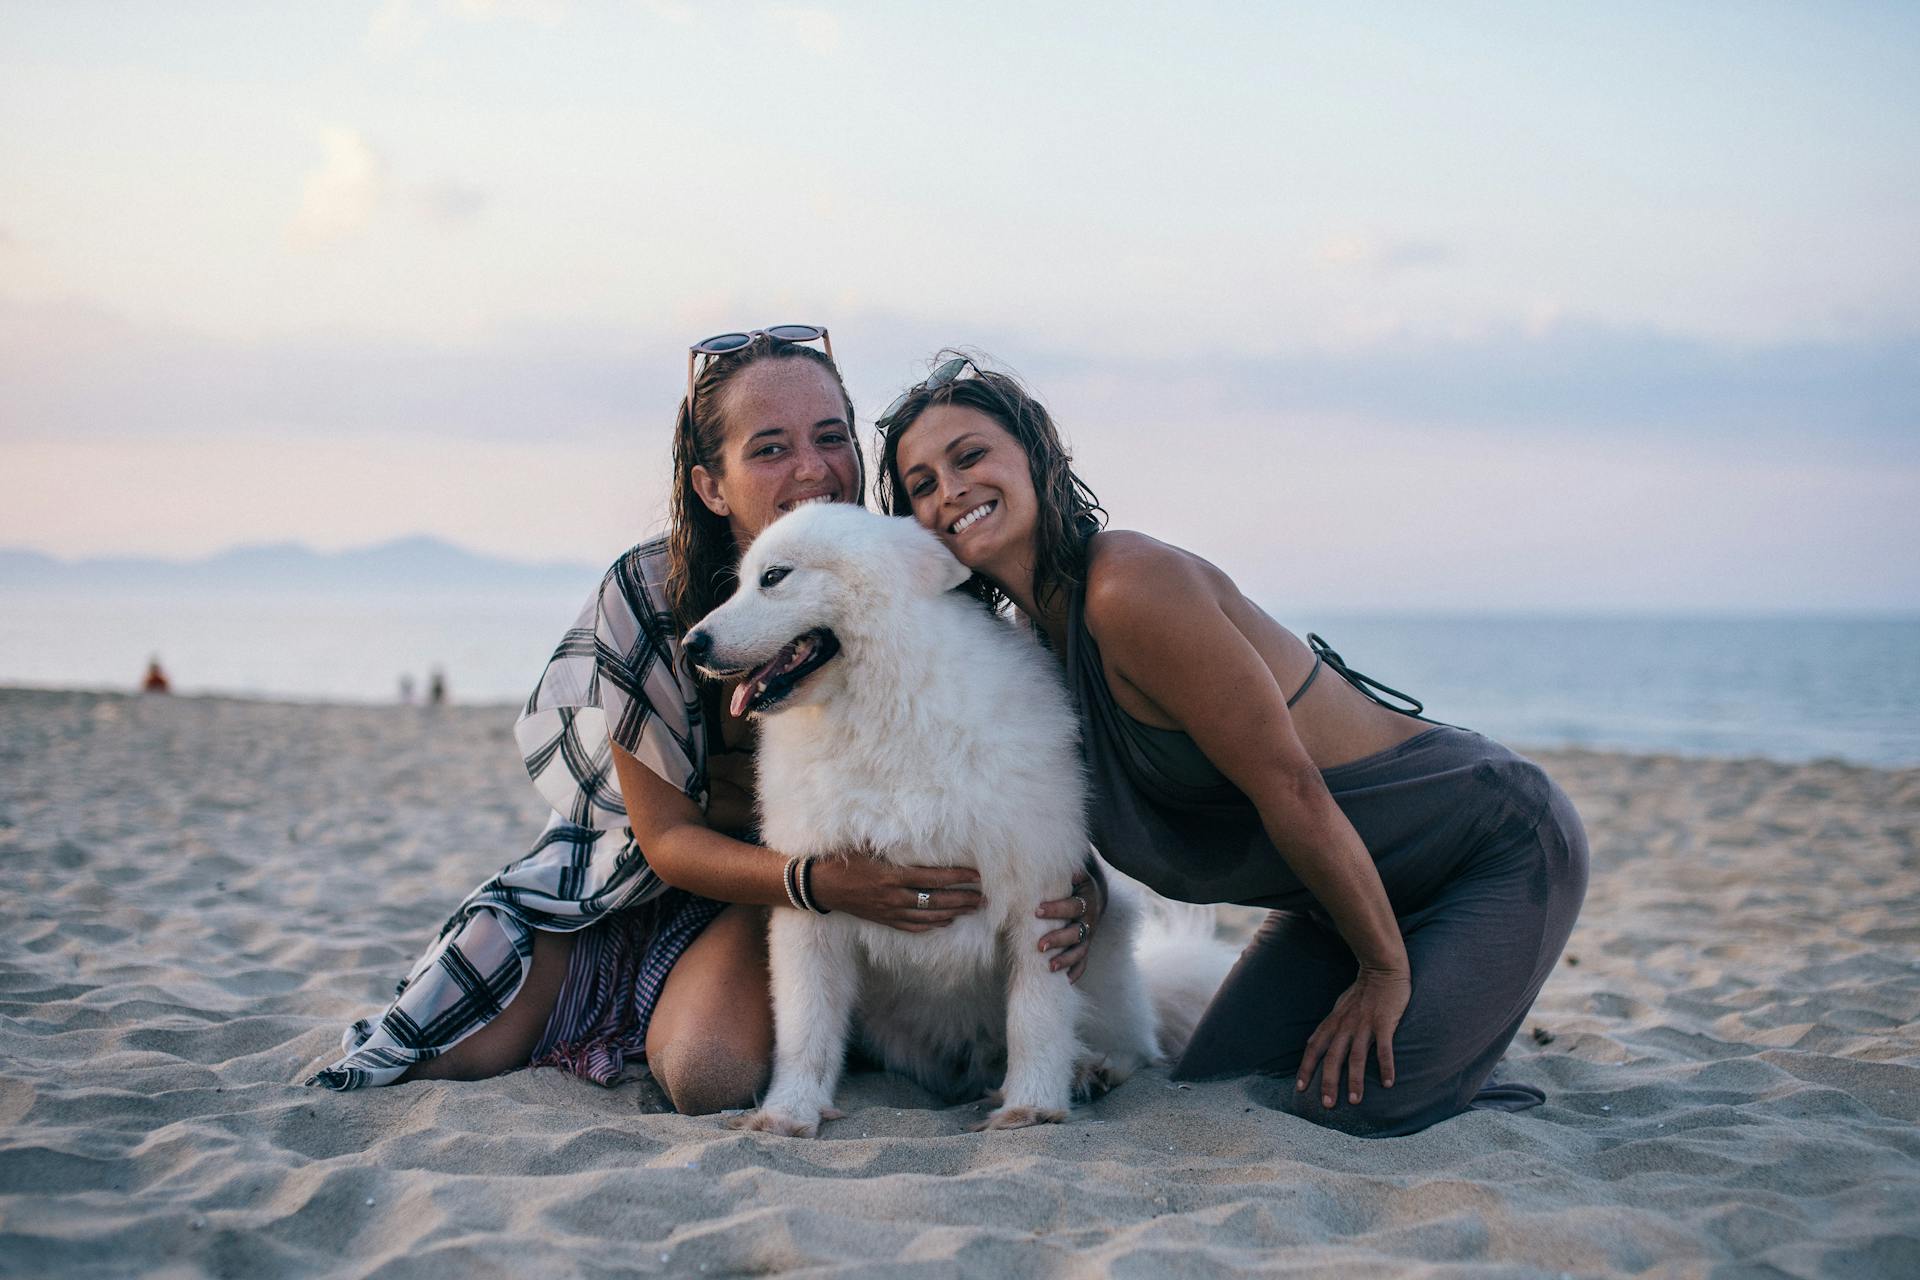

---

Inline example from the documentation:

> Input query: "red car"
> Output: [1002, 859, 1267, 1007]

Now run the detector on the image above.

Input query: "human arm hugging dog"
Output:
[613, 744, 986, 930]
[616, 742, 1104, 949]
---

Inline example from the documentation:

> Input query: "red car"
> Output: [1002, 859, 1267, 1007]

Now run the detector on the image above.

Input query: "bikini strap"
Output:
[1285, 652, 1324, 708]
[1304, 633, 1428, 719]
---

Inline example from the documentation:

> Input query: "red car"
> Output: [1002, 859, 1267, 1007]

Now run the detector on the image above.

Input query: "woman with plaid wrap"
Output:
[308, 331, 1105, 1112]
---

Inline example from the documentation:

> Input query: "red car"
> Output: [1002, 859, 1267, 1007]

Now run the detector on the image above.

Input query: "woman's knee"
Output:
[651, 1035, 770, 1115]
[644, 905, 774, 1114]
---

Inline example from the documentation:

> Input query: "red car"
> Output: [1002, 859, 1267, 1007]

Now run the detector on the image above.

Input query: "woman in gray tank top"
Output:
[876, 355, 1589, 1138]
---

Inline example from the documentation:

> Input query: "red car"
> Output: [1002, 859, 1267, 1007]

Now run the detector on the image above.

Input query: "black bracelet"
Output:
[797, 855, 830, 915]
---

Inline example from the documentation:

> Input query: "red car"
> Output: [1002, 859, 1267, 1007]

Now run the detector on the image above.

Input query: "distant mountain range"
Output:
[0, 536, 602, 595]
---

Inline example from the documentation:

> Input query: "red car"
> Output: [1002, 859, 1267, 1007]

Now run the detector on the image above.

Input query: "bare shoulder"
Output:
[1084, 530, 1236, 635]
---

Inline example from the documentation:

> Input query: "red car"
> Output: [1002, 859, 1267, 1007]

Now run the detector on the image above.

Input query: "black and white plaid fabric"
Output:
[307, 536, 714, 1090]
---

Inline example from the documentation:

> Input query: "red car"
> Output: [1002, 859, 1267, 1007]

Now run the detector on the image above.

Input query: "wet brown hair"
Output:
[666, 337, 863, 633]
[876, 352, 1105, 615]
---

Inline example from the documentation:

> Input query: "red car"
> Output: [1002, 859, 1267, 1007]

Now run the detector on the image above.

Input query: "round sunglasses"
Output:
[685, 325, 832, 418]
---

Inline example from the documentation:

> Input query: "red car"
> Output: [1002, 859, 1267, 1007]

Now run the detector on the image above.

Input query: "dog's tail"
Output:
[1123, 879, 1241, 1062]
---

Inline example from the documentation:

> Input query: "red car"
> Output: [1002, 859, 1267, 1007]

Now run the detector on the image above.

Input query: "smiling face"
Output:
[892, 403, 1039, 579]
[690, 358, 862, 547]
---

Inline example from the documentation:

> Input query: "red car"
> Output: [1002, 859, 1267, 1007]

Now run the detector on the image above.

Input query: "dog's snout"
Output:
[682, 629, 713, 668]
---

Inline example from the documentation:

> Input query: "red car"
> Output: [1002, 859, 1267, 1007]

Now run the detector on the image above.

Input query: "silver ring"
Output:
[1075, 920, 1089, 944]
[916, 890, 932, 910]
[1072, 894, 1088, 920]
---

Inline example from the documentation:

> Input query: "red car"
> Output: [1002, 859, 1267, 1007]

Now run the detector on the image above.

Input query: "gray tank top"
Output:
[1064, 579, 1549, 914]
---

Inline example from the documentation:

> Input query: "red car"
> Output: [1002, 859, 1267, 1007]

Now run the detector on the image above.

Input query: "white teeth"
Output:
[949, 501, 995, 535]
[786, 494, 834, 510]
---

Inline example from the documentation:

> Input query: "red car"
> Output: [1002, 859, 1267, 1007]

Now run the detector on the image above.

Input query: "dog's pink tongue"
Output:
[728, 643, 795, 717]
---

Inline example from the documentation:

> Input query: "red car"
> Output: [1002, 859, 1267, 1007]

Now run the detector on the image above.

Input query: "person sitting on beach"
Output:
[308, 330, 1104, 1111]
[142, 657, 171, 694]
[879, 354, 1591, 1137]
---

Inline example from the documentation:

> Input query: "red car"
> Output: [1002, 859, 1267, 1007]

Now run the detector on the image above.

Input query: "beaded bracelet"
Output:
[782, 856, 806, 912]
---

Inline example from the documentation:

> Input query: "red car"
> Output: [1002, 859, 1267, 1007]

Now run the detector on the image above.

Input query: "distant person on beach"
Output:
[399, 674, 415, 705]
[426, 668, 446, 706]
[141, 657, 170, 694]
[308, 329, 1103, 1108]
[878, 355, 1590, 1136]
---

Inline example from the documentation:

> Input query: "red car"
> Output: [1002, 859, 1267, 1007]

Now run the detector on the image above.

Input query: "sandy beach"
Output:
[2, 686, 1916, 1278]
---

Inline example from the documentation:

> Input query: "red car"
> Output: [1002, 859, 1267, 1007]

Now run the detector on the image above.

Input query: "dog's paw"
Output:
[974, 1086, 1006, 1107]
[726, 1107, 823, 1138]
[1071, 1058, 1123, 1103]
[969, 1104, 1068, 1132]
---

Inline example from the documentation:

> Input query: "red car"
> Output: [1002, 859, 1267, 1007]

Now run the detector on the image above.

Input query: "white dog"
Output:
[687, 504, 1218, 1135]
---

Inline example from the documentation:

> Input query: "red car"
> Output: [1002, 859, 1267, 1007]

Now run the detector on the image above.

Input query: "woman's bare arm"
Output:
[1083, 537, 1410, 1104]
[701, 751, 758, 837]
[611, 742, 982, 931]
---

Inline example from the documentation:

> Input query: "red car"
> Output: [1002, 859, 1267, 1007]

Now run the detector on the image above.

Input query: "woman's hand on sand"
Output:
[1297, 963, 1411, 1109]
[1035, 870, 1103, 983]
[807, 852, 984, 932]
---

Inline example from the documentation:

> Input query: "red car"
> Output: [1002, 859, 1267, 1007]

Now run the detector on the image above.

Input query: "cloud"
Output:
[1010, 320, 1920, 452]
[759, 4, 843, 54]
[366, 0, 431, 55]
[641, 0, 697, 22]
[367, 0, 567, 56]
[286, 128, 384, 246]
[0, 297, 661, 443]
[451, 0, 567, 20]
[2, 296, 1914, 464]
[418, 179, 488, 226]
[1317, 233, 1451, 273]
[3, 300, 1914, 608]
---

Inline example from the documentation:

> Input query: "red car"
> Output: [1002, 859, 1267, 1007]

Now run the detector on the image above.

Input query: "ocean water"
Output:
[1302, 613, 1920, 768]
[1, 591, 1915, 768]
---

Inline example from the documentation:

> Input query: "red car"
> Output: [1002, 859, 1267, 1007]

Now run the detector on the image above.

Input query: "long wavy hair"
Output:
[875, 353, 1105, 615]
[666, 337, 862, 633]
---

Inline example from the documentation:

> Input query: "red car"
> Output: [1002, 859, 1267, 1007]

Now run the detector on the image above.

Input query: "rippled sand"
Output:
[2, 688, 1916, 1277]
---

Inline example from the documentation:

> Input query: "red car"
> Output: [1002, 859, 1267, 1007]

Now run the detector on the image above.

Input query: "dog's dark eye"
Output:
[759, 565, 792, 589]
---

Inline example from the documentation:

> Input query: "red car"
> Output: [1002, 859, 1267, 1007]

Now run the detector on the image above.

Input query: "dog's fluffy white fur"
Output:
[689, 504, 1230, 1135]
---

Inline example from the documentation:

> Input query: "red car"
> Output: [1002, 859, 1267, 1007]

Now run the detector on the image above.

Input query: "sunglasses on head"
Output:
[877, 356, 976, 435]
[685, 325, 832, 419]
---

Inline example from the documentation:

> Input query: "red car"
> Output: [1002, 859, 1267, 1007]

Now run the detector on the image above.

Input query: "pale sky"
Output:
[2, 1, 1916, 611]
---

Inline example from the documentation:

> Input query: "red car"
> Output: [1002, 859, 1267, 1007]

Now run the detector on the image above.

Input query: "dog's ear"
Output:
[902, 525, 972, 596]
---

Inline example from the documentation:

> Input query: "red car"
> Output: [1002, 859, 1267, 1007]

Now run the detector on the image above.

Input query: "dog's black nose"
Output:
[682, 629, 712, 668]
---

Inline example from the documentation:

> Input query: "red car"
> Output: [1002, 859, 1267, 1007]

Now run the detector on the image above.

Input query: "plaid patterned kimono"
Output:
[307, 536, 727, 1089]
